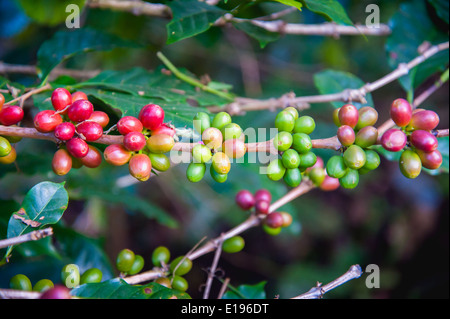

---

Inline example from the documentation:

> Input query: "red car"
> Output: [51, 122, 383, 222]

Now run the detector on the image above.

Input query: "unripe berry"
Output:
[152, 246, 171, 267]
[265, 212, 284, 228]
[222, 123, 242, 140]
[399, 149, 422, 179]
[354, 126, 378, 148]
[332, 108, 341, 126]
[381, 128, 407, 152]
[170, 256, 193, 276]
[67, 100, 94, 122]
[273, 131, 293, 152]
[390, 98, 412, 127]
[0, 146, 16, 164]
[104, 144, 132, 166]
[292, 133, 312, 154]
[51, 88, 72, 112]
[54, 122, 76, 141]
[338, 104, 359, 128]
[408, 110, 439, 131]
[146, 134, 175, 153]
[326, 155, 348, 179]
[88, 111, 110, 128]
[123, 131, 147, 152]
[129, 153, 152, 181]
[148, 153, 171, 172]
[76, 121, 104, 142]
[337, 125, 355, 147]
[308, 167, 325, 186]
[339, 169, 359, 189]
[0, 136, 12, 157]
[9, 274, 32, 291]
[281, 149, 301, 169]
[33, 279, 54, 293]
[170, 276, 188, 292]
[52, 149, 72, 176]
[274, 111, 295, 132]
[283, 168, 302, 187]
[294, 116, 315, 135]
[202, 127, 223, 150]
[116, 249, 135, 273]
[284, 106, 299, 120]
[211, 112, 232, 131]
[80, 268, 103, 285]
[71, 91, 88, 103]
[343, 145, 366, 170]
[186, 162, 206, 182]
[222, 236, 245, 253]
[61, 264, 80, 288]
[410, 130, 438, 152]
[355, 106, 378, 130]
[267, 159, 286, 181]
[193, 112, 211, 134]
[222, 139, 246, 159]
[320, 174, 340, 191]
[139, 104, 164, 130]
[211, 152, 231, 174]
[0, 105, 24, 126]
[235, 190, 255, 210]
[128, 255, 145, 275]
[117, 116, 143, 135]
[210, 165, 228, 183]
[299, 152, 318, 170]
[66, 137, 89, 158]
[279, 212, 293, 227]
[192, 143, 212, 163]
[34, 110, 63, 133]
[362, 149, 381, 171]
[0, 93, 4, 109]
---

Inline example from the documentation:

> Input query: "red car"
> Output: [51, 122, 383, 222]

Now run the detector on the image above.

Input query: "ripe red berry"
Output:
[104, 144, 132, 166]
[51, 88, 72, 113]
[319, 174, 340, 191]
[52, 149, 72, 176]
[123, 131, 146, 151]
[39, 285, 71, 299]
[381, 128, 407, 152]
[255, 199, 270, 215]
[264, 212, 284, 228]
[390, 98, 412, 127]
[88, 111, 110, 128]
[410, 130, 438, 153]
[151, 123, 176, 137]
[0, 105, 24, 126]
[76, 121, 104, 142]
[71, 91, 88, 103]
[338, 104, 359, 128]
[54, 122, 76, 141]
[34, 110, 63, 133]
[408, 110, 440, 131]
[66, 137, 89, 158]
[117, 116, 143, 135]
[128, 153, 152, 181]
[337, 125, 355, 146]
[235, 190, 255, 210]
[139, 104, 164, 130]
[254, 189, 272, 204]
[67, 100, 94, 122]
[80, 145, 103, 168]
[416, 149, 443, 170]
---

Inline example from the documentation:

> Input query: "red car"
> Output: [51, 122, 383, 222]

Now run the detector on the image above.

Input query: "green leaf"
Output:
[299, 0, 353, 25]
[37, 28, 139, 83]
[428, 0, 449, 24]
[222, 281, 267, 299]
[166, 0, 226, 44]
[15, 0, 86, 26]
[313, 69, 373, 109]
[71, 278, 191, 299]
[273, 0, 303, 11]
[232, 21, 280, 48]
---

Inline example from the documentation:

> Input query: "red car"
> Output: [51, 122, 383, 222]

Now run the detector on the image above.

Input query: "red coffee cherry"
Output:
[88, 111, 110, 128]
[222, 138, 246, 159]
[104, 144, 132, 166]
[410, 130, 438, 152]
[54, 122, 76, 141]
[128, 154, 152, 181]
[52, 149, 72, 176]
[0, 105, 24, 126]
[67, 100, 94, 122]
[235, 190, 255, 210]
[337, 125, 356, 147]
[71, 91, 88, 103]
[117, 116, 143, 135]
[51, 88, 72, 113]
[338, 104, 359, 128]
[76, 121, 104, 142]
[66, 137, 89, 158]
[139, 104, 164, 130]
[0, 93, 5, 109]
[123, 131, 146, 151]
[415, 149, 443, 170]
[39, 285, 71, 299]
[254, 189, 272, 204]
[381, 128, 407, 152]
[79, 145, 103, 168]
[319, 174, 340, 191]
[264, 212, 284, 228]
[34, 110, 63, 133]
[408, 110, 440, 131]
[151, 123, 176, 137]
[255, 200, 270, 215]
[390, 98, 412, 127]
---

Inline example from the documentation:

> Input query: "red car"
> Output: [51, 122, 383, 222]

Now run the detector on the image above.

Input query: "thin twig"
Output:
[0, 289, 41, 299]
[0, 227, 54, 250]
[202, 238, 224, 299]
[4, 83, 52, 107]
[86, 0, 172, 18]
[435, 129, 449, 138]
[217, 277, 230, 299]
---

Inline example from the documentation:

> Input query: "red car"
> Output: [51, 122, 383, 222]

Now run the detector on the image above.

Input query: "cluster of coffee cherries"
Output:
[186, 111, 246, 183]
[235, 189, 293, 235]
[0, 93, 24, 165]
[380, 98, 442, 179]
[326, 104, 381, 189]
[104, 103, 175, 181]
[267, 107, 318, 188]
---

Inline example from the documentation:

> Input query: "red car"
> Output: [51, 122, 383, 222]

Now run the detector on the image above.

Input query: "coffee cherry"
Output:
[192, 144, 212, 163]
[66, 137, 89, 158]
[326, 155, 348, 179]
[274, 111, 295, 132]
[155, 277, 172, 288]
[129, 153, 152, 181]
[416, 149, 442, 170]
[294, 116, 315, 135]
[79, 145, 102, 168]
[355, 106, 378, 130]
[0, 105, 24, 126]
[254, 189, 272, 203]
[332, 108, 341, 127]
[319, 174, 340, 191]
[284, 106, 299, 120]
[283, 168, 302, 187]
[255, 199, 270, 215]
[54, 122, 76, 141]
[52, 149, 72, 176]
[34, 110, 63, 133]
[410, 130, 438, 152]
[338, 104, 359, 128]
[222, 138, 246, 159]
[337, 125, 356, 147]
[88, 111, 110, 128]
[0, 136, 12, 157]
[212, 152, 231, 174]
[152, 246, 171, 267]
[68, 100, 94, 122]
[186, 162, 206, 182]
[267, 159, 286, 181]
[281, 149, 300, 169]
[4, 132, 22, 144]
[128, 255, 145, 275]
[0, 146, 16, 164]
[51, 88, 72, 112]
[262, 224, 281, 236]
[299, 152, 317, 170]
[408, 110, 439, 131]
[273, 131, 293, 152]
[280, 212, 293, 227]
[308, 167, 325, 186]
[202, 127, 223, 150]
[80, 268, 103, 285]
[71, 91, 88, 103]
[139, 104, 164, 130]
[0, 93, 4, 109]
[399, 149, 422, 179]
[116, 249, 135, 273]
[170, 256, 192, 276]
[148, 153, 171, 172]
[117, 116, 143, 135]
[61, 264, 80, 288]
[211, 112, 232, 131]
[146, 134, 175, 153]
[10, 274, 32, 291]
[71, 156, 83, 169]
[381, 128, 407, 152]
[193, 112, 211, 134]
[265, 212, 284, 228]
[210, 165, 228, 183]
[33, 279, 54, 293]
[39, 285, 71, 299]
[339, 169, 359, 189]
[343, 145, 366, 170]
[222, 236, 245, 253]
[222, 123, 242, 140]
[362, 149, 380, 171]
[170, 276, 188, 292]
[151, 123, 176, 137]
[292, 133, 312, 154]
[76, 121, 103, 142]
[390, 98, 412, 127]
[104, 144, 132, 166]
[235, 190, 255, 210]
[354, 126, 378, 148]
[123, 131, 147, 151]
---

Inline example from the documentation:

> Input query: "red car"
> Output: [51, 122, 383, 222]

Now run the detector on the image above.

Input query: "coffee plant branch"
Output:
[0, 227, 54, 250]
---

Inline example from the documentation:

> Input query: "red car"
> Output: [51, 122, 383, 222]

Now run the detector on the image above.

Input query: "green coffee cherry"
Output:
[339, 169, 359, 189]
[148, 153, 171, 172]
[308, 167, 325, 186]
[294, 116, 316, 135]
[152, 246, 171, 267]
[0, 136, 12, 157]
[274, 111, 295, 132]
[186, 162, 206, 182]
[262, 224, 282, 236]
[193, 112, 211, 134]
[292, 133, 312, 154]
[355, 126, 378, 148]
[284, 168, 302, 187]
[326, 155, 348, 179]
[211, 112, 232, 131]
[222, 123, 242, 140]
[10, 274, 32, 291]
[192, 144, 212, 163]
[222, 236, 245, 253]
[170, 276, 188, 292]
[343, 145, 366, 170]
[267, 159, 286, 181]
[273, 131, 293, 152]
[298, 151, 317, 169]
[116, 249, 135, 273]
[363, 150, 380, 171]
[170, 256, 193, 276]
[80, 268, 103, 285]
[399, 149, 422, 179]
[355, 106, 378, 131]
[210, 165, 228, 183]
[211, 152, 231, 174]
[281, 149, 300, 169]
[128, 255, 145, 275]
[33, 279, 54, 292]
[61, 264, 81, 288]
